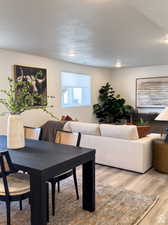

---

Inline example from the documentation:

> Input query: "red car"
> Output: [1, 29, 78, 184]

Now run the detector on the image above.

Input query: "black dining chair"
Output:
[0, 151, 30, 225]
[48, 131, 81, 216]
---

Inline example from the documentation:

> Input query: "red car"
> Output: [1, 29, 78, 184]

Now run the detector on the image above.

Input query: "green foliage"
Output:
[0, 77, 58, 120]
[93, 82, 133, 123]
[136, 118, 149, 126]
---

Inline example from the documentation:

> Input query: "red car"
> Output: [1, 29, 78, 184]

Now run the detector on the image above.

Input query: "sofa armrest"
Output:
[134, 133, 161, 144]
[132, 133, 161, 172]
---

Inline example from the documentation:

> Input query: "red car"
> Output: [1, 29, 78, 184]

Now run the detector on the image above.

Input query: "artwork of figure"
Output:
[14, 65, 47, 106]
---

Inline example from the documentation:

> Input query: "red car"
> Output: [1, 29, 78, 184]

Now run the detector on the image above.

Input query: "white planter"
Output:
[7, 114, 25, 149]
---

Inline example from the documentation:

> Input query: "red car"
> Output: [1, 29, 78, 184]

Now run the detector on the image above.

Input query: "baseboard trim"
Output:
[95, 163, 153, 174]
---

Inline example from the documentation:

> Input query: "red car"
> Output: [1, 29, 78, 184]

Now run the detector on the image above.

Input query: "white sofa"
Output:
[63, 122, 160, 173]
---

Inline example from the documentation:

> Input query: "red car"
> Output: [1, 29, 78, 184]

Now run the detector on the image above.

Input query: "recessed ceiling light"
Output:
[115, 61, 122, 68]
[164, 39, 168, 44]
[161, 34, 168, 44]
[68, 50, 76, 57]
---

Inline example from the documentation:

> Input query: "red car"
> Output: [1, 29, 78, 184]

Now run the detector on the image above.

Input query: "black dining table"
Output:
[0, 135, 96, 225]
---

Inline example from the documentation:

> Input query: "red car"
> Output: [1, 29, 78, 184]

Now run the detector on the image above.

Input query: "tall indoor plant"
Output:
[93, 82, 133, 123]
[0, 77, 57, 149]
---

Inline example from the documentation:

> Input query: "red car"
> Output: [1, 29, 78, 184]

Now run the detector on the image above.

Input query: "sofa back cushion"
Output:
[63, 122, 100, 136]
[100, 124, 139, 140]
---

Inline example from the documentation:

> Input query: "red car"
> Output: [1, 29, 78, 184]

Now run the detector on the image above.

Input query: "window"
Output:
[61, 72, 91, 107]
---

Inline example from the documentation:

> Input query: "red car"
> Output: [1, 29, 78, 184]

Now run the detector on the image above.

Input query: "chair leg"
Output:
[73, 168, 79, 200]
[51, 182, 56, 216]
[6, 201, 11, 225]
[46, 183, 49, 223]
[57, 181, 60, 193]
[19, 199, 22, 210]
[29, 196, 31, 205]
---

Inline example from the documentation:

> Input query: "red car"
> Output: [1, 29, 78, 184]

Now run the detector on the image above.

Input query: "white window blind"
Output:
[61, 72, 91, 107]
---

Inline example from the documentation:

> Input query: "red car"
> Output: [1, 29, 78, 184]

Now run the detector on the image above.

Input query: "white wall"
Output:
[110, 65, 168, 113]
[0, 49, 111, 134]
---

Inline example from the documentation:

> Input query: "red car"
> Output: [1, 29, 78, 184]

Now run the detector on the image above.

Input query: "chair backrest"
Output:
[0, 151, 16, 196]
[24, 126, 41, 140]
[55, 131, 81, 147]
[0, 151, 15, 174]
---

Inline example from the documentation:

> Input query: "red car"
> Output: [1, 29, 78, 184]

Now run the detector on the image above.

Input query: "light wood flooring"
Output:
[80, 164, 168, 225]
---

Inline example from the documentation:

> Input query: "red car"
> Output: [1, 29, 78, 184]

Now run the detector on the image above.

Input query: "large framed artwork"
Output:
[136, 77, 168, 108]
[14, 65, 47, 106]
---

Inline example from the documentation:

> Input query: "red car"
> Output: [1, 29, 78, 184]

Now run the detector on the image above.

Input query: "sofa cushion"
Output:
[64, 122, 100, 136]
[100, 124, 139, 140]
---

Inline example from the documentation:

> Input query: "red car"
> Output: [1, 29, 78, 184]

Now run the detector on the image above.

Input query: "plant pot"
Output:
[7, 114, 25, 149]
[137, 126, 151, 138]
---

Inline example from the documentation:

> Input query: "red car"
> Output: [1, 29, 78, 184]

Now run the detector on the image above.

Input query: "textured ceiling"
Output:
[0, 0, 168, 68]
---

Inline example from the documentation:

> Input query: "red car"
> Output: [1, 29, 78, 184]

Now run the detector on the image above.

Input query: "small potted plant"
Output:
[0, 77, 58, 149]
[136, 118, 151, 138]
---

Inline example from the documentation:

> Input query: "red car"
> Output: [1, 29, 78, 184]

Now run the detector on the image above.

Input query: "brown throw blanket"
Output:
[40, 121, 66, 142]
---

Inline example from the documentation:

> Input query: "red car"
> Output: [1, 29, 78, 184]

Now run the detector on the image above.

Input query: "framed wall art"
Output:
[136, 77, 168, 108]
[14, 65, 47, 106]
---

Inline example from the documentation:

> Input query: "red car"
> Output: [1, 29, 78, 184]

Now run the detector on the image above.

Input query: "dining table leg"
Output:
[82, 156, 95, 212]
[30, 173, 47, 225]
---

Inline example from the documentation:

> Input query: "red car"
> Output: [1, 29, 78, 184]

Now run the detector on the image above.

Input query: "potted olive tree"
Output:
[0, 77, 58, 149]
